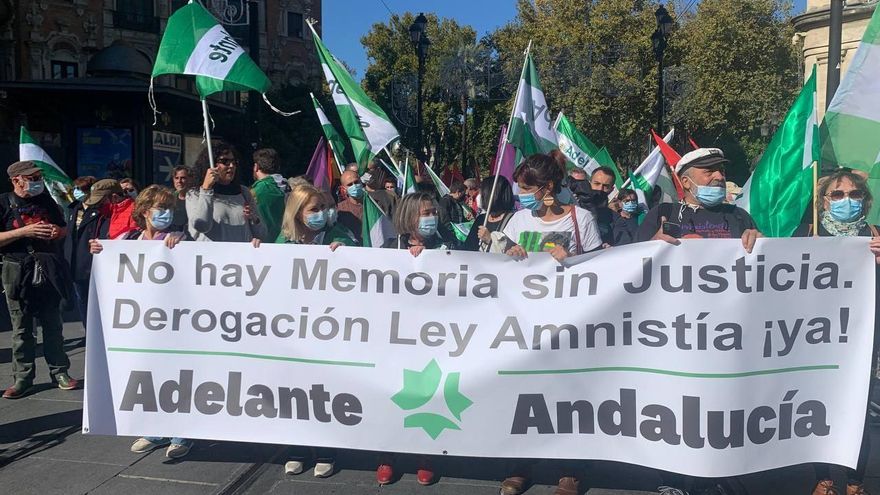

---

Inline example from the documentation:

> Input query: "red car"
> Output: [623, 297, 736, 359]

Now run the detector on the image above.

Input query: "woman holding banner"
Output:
[502, 153, 602, 263]
[383, 191, 459, 255]
[464, 176, 516, 253]
[89, 185, 192, 459]
[807, 169, 880, 495]
[186, 141, 266, 245]
[276, 184, 356, 248]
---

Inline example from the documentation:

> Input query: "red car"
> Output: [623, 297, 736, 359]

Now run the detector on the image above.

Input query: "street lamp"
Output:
[409, 13, 430, 160]
[652, 4, 674, 134]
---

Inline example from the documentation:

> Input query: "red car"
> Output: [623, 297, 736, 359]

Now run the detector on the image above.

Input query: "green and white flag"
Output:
[451, 222, 474, 243]
[401, 157, 417, 195]
[423, 164, 450, 197]
[507, 49, 558, 157]
[737, 66, 819, 237]
[554, 112, 600, 171]
[309, 23, 399, 171]
[631, 129, 675, 193]
[19, 126, 72, 206]
[822, 7, 880, 224]
[311, 92, 347, 173]
[362, 194, 395, 248]
[152, 1, 270, 98]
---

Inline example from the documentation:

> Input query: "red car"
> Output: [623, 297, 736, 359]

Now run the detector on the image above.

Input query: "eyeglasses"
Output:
[826, 190, 866, 201]
[216, 158, 238, 166]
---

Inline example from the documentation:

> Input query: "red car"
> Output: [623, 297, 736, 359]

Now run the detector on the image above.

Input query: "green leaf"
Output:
[391, 359, 442, 410]
[404, 412, 461, 440]
[443, 372, 473, 421]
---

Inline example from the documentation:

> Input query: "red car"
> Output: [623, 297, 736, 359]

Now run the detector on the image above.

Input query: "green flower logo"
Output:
[390, 359, 473, 439]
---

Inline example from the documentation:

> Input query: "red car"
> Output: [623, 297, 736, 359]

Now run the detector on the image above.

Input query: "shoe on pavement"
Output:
[54, 373, 79, 390]
[314, 461, 334, 478]
[376, 464, 394, 485]
[417, 467, 435, 486]
[658, 487, 689, 495]
[848, 483, 871, 495]
[166, 442, 191, 459]
[284, 460, 304, 475]
[130, 437, 170, 453]
[2, 380, 32, 399]
[813, 480, 840, 495]
[501, 476, 529, 495]
[554, 476, 579, 495]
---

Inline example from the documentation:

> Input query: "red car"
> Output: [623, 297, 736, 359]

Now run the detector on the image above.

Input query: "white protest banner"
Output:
[84, 238, 875, 477]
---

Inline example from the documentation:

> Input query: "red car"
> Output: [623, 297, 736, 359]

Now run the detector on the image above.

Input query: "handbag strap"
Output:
[570, 206, 583, 255]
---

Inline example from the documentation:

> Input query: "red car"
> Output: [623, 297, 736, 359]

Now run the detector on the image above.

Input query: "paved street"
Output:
[1, 322, 879, 495]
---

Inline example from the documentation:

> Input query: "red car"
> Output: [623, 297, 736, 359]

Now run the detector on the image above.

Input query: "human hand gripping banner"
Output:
[83, 238, 876, 477]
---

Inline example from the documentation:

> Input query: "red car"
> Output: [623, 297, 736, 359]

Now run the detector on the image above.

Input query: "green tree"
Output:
[361, 13, 477, 169]
[670, 0, 799, 183]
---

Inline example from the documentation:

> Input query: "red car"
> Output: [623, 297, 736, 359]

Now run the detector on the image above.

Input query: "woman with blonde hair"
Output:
[277, 185, 356, 248]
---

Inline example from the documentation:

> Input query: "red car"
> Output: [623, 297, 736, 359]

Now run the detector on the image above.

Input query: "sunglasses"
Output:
[216, 158, 238, 166]
[826, 190, 865, 201]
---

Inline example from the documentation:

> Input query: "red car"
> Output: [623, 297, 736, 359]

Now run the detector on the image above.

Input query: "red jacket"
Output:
[108, 198, 138, 239]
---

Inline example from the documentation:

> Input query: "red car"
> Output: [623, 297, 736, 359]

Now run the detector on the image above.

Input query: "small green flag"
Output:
[311, 93, 347, 173]
[19, 126, 72, 206]
[362, 194, 395, 248]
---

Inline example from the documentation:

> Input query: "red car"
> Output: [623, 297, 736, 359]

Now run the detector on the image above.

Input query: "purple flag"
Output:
[305, 137, 329, 191]
[492, 125, 515, 181]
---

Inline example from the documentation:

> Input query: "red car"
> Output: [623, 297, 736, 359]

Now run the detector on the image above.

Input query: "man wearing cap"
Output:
[64, 179, 124, 324]
[0, 161, 78, 399]
[636, 148, 761, 252]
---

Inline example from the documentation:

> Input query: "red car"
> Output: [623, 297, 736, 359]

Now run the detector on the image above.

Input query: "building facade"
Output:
[793, 0, 878, 118]
[0, 0, 321, 186]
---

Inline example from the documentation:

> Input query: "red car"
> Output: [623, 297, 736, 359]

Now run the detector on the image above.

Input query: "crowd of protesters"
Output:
[2, 141, 880, 495]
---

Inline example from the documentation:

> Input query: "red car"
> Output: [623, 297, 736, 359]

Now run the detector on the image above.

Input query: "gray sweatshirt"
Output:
[185, 187, 268, 242]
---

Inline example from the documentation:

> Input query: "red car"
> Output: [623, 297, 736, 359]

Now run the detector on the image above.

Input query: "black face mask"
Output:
[568, 178, 587, 191]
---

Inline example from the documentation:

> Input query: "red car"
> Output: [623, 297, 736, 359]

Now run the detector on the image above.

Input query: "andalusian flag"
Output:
[152, 1, 269, 98]
[19, 127, 72, 206]
[309, 23, 398, 170]
[362, 194, 395, 248]
[554, 112, 600, 171]
[822, 7, 880, 224]
[507, 49, 558, 157]
[738, 66, 819, 237]
[401, 157, 417, 195]
[424, 164, 450, 197]
[631, 129, 675, 193]
[311, 93, 347, 173]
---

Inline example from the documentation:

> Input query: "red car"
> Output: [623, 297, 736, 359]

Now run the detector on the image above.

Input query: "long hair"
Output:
[132, 185, 176, 230]
[393, 192, 437, 236]
[280, 184, 324, 241]
[480, 175, 514, 214]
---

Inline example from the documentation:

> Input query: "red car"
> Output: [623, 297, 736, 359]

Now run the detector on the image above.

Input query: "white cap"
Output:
[675, 148, 729, 175]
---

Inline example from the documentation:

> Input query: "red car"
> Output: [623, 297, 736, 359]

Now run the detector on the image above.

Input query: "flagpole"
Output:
[201, 100, 215, 168]
[812, 161, 819, 236]
[483, 40, 532, 228]
[404, 150, 410, 194]
[383, 146, 402, 175]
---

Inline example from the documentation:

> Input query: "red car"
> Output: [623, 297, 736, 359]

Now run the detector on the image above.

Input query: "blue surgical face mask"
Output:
[347, 183, 364, 199]
[150, 208, 174, 230]
[417, 215, 438, 237]
[829, 197, 863, 222]
[73, 188, 87, 202]
[326, 207, 338, 227]
[305, 210, 327, 231]
[695, 185, 726, 207]
[622, 200, 638, 213]
[517, 186, 545, 211]
[26, 179, 45, 196]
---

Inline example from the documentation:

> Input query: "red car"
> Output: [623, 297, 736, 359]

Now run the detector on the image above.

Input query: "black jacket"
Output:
[64, 202, 111, 282]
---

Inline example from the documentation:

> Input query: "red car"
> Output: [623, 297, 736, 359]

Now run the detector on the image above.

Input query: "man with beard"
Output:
[636, 148, 760, 249]
[569, 166, 617, 247]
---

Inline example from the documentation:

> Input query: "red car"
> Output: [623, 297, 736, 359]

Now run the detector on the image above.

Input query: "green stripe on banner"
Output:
[107, 347, 376, 368]
[497, 364, 838, 378]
